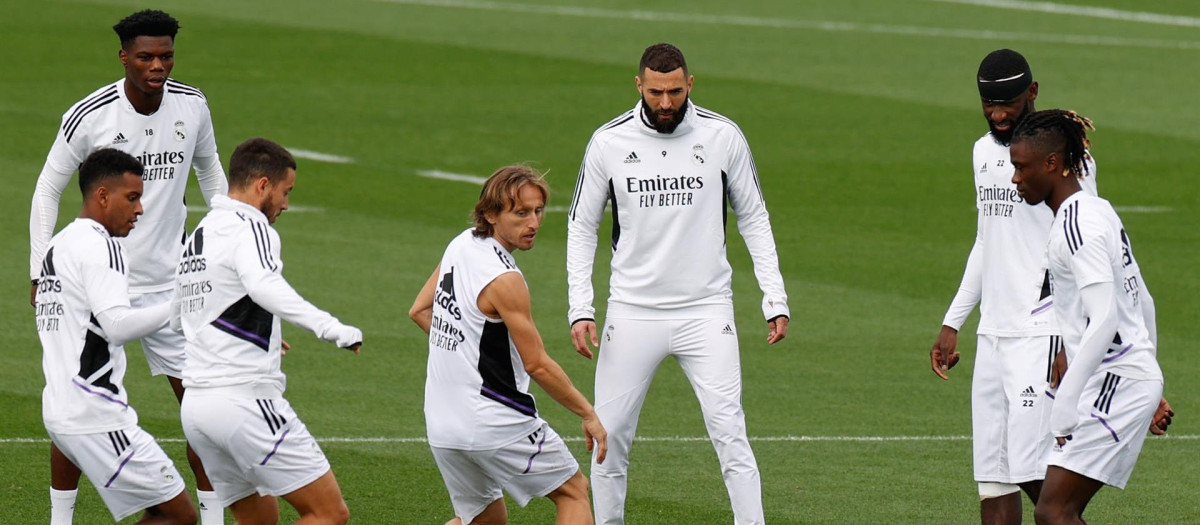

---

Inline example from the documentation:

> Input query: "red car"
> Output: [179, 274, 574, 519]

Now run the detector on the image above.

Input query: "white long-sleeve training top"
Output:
[566, 101, 789, 323]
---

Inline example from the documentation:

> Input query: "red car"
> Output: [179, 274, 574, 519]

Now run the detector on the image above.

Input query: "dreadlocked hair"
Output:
[1011, 109, 1095, 178]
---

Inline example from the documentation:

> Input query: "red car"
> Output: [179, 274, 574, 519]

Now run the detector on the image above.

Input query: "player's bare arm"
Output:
[930, 325, 961, 380]
[409, 265, 439, 334]
[570, 319, 598, 359]
[480, 272, 608, 464]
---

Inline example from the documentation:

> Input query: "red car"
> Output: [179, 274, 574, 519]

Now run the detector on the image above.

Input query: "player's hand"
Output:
[281, 339, 291, 357]
[930, 325, 960, 380]
[30, 282, 37, 307]
[582, 414, 607, 464]
[767, 316, 788, 344]
[1150, 397, 1174, 435]
[1049, 348, 1068, 388]
[571, 320, 598, 359]
[345, 342, 362, 355]
[1055, 435, 1072, 447]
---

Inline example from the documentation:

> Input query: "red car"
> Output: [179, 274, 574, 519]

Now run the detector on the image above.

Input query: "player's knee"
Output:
[552, 471, 590, 503]
[163, 505, 198, 525]
[325, 500, 350, 525]
[1033, 500, 1067, 525]
[978, 482, 1020, 501]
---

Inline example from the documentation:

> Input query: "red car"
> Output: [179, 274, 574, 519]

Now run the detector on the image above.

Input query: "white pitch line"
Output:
[416, 169, 488, 185]
[186, 205, 325, 213]
[930, 0, 1200, 28]
[288, 148, 356, 164]
[3, 434, 1197, 445]
[374, 0, 1200, 51]
[1114, 206, 1173, 213]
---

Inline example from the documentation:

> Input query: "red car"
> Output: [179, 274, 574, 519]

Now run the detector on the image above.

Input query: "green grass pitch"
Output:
[1, 0, 1197, 522]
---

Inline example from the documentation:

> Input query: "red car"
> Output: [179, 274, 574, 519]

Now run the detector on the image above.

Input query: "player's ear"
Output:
[119, 48, 128, 67]
[95, 185, 110, 207]
[1027, 81, 1038, 102]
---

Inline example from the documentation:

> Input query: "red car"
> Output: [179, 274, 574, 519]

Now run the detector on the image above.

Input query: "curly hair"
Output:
[113, 10, 180, 47]
[1012, 109, 1095, 178]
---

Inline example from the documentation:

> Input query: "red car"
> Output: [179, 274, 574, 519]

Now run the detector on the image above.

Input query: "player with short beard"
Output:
[29, 10, 228, 523]
[176, 138, 361, 525]
[567, 43, 789, 525]
[929, 50, 1170, 524]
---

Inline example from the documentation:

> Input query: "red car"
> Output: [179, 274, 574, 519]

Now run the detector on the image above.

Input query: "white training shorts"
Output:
[130, 290, 188, 378]
[1047, 372, 1161, 489]
[972, 334, 1058, 484]
[431, 422, 579, 523]
[181, 389, 331, 507]
[49, 426, 185, 521]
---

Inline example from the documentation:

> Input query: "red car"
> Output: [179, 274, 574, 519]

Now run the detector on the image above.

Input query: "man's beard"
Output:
[642, 96, 689, 134]
[989, 101, 1032, 146]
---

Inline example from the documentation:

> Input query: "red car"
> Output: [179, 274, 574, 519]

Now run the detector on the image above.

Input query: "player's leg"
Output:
[1032, 466, 1103, 525]
[1001, 336, 1059, 500]
[228, 494, 280, 525]
[51, 427, 193, 524]
[431, 446, 507, 524]
[280, 470, 350, 525]
[1040, 374, 1161, 523]
[137, 489, 198, 525]
[545, 470, 593, 525]
[972, 335, 1022, 524]
[673, 318, 762, 525]
[591, 317, 670, 524]
[180, 389, 269, 525]
[49, 442, 81, 525]
[135, 289, 220, 524]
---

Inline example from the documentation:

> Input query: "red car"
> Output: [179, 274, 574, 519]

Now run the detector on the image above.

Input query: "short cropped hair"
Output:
[639, 43, 688, 76]
[79, 148, 144, 196]
[228, 138, 297, 189]
[113, 10, 180, 48]
[472, 165, 550, 239]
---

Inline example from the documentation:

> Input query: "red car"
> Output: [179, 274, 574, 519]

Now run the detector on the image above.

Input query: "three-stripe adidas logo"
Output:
[721, 324, 735, 336]
[1020, 385, 1037, 398]
[111, 132, 128, 145]
[623, 151, 640, 164]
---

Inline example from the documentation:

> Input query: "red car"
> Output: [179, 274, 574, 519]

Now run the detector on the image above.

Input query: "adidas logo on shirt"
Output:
[623, 151, 640, 164]
[721, 324, 735, 336]
[1020, 386, 1037, 398]
[111, 132, 128, 144]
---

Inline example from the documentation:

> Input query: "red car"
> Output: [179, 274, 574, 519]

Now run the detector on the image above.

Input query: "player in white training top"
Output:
[410, 165, 607, 525]
[1007, 110, 1165, 525]
[176, 138, 361, 525]
[28, 10, 226, 522]
[567, 44, 789, 525]
[929, 50, 1171, 524]
[37, 149, 197, 525]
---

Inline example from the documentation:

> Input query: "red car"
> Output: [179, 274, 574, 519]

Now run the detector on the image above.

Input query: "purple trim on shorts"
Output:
[213, 318, 270, 349]
[1045, 391, 1056, 400]
[1101, 344, 1133, 363]
[261, 428, 290, 465]
[480, 385, 537, 416]
[523, 429, 548, 474]
[1030, 301, 1053, 315]
[104, 450, 135, 488]
[1090, 412, 1120, 443]
[71, 377, 128, 408]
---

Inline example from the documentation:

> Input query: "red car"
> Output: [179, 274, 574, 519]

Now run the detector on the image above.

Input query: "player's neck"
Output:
[78, 209, 112, 236]
[123, 80, 163, 116]
[1047, 180, 1083, 215]
[226, 189, 268, 218]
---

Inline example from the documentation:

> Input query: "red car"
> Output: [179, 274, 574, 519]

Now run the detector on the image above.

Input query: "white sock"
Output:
[197, 489, 223, 525]
[49, 488, 77, 525]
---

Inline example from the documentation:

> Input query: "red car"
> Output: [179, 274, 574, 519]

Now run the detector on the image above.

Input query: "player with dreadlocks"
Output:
[1009, 110, 1167, 525]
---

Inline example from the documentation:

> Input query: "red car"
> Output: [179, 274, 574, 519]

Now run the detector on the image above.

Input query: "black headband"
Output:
[977, 69, 1032, 102]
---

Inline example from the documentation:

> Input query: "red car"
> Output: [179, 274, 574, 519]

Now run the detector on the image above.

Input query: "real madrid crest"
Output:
[692, 143, 706, 165]
[174, 120, 186, 142]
